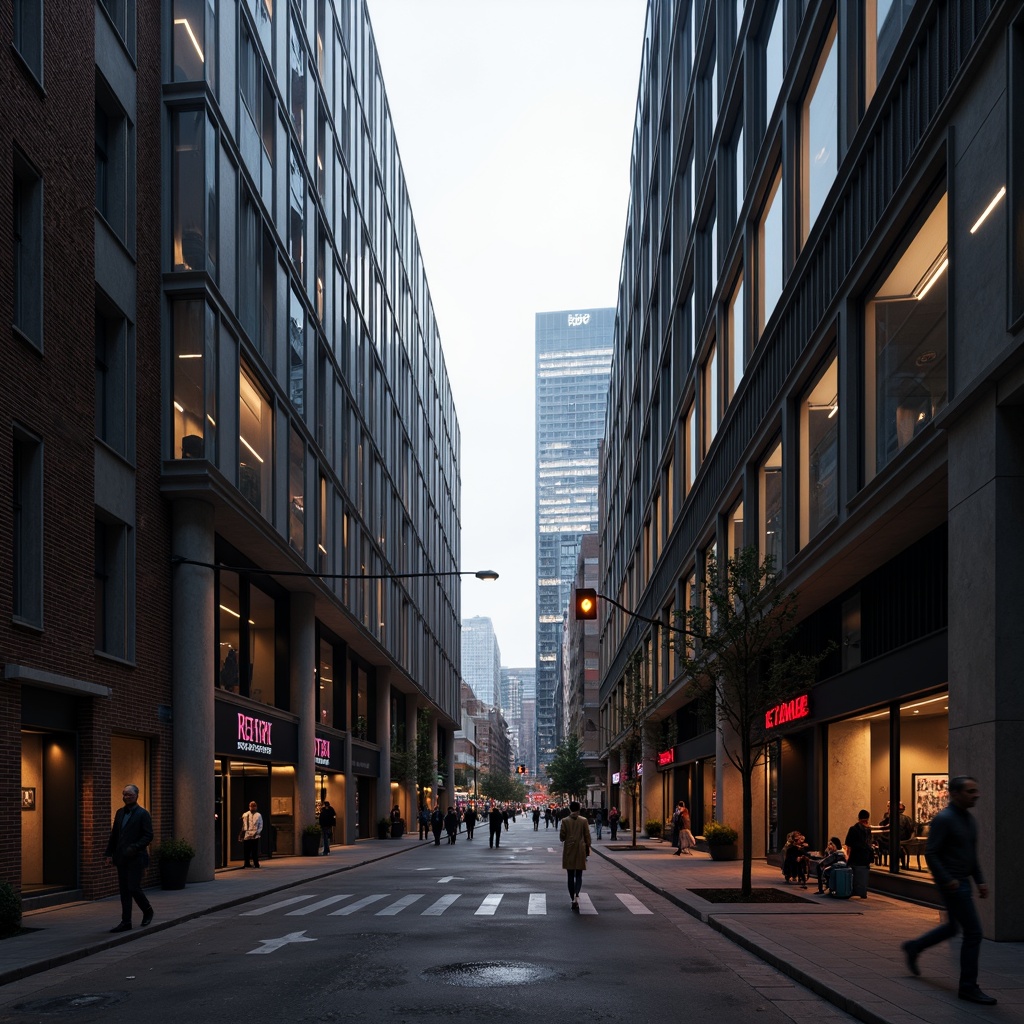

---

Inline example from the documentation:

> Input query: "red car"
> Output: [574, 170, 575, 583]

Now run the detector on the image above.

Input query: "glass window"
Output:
[318, 636, 335, 727]
[172, 110, 217, 275]
[239, 363, 271, 517]
[289, 146, 305, 275]
[759, 440, 783, 569]
[764, 1, 783, 128]
[13, 0, 43, 81]
[95, 516, 131, 659]
[727, 272, 744, 403]
[318, 474, 329, 574]
[826, 708, 889, 851]
[865, 0, 917, 107]
[734, 124, 744, 224]
[865, 194, 947, 481]
[173, 0, 216, 87]
[172, 299, 216, 460]
[703, 340, 719, 454]
[95, 302, 129, 456]
[728, 499, 744, 559]
[289, 13, 306, 144]
[757, 166, 783, 337]
[685, 400, 698, 494]
[801, 22, 838, 243]
[289, 285, 305, 414]
[799, 355, 838, 547]
[289, 423, 306, 555]
[707, 51, 718, 135]
[217, 570, 242, 692]
[249, 583, 276, 705]
[13, 152, 43, 349]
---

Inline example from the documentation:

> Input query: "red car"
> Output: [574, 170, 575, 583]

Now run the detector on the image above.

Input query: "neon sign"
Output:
[237, 713, 273, 755]
[764, 694, 811, 730]
[657, 749, 674, 767]
[315, 737, 331, 766]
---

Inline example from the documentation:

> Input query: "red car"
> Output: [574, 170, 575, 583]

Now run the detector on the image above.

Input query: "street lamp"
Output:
[171, 556, 499, 583]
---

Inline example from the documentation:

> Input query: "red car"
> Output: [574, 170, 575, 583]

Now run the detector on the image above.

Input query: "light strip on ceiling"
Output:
[969, 186, 1006, 234]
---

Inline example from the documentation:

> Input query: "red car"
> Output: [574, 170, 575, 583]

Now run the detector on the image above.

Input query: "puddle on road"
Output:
[421, 961, 556, 988]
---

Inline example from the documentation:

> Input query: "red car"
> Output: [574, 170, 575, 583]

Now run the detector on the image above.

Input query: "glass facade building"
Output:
[598, 0, 1024, 938]
[535, 308, 613, 772]
[461, 616, 501, 709]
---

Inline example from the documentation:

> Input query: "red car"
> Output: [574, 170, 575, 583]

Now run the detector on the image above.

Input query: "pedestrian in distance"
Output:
[418, 804, 430, 840]
[430, 804, 445, 846]
[104, 784, 154, 932]
[673, 801, 695, 855]
[782, 830, 810, 886]
[463, 803, 477, 840]
[815, 836, 847, 894]
[560, 801, 592, 911]
[488, 802, 504, 848]
[843, 809, 876, 898]
[532, 806, 541, 831]
[608, 806, 620, 841]
[544, 806, 553, 829]
[318, 799, 337, 855]
[593, 806, 603, 840]
[241, 800, 263, 868]
[902, 776, 997, 1006]
[444, 806, 459, 845]
[502, 805, 510, 831]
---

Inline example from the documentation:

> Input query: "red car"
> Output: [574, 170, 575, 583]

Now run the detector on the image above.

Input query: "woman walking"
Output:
[560, 801, 592, 911]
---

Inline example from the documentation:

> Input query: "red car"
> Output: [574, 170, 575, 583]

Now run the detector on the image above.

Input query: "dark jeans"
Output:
[116, 860, 152, 924]
[243, 837, 260, 867]
[465, 823, 474, 839]
[321, 827, 333, 854]
[567, 869, 583, 898]
[909, 880, 983, 989]
[489, 827, 501, 848]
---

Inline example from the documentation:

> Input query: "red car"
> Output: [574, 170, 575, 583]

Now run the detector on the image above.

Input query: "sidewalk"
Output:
[591, 837, 1022, 1024]
[3, 828, 1021, 1024]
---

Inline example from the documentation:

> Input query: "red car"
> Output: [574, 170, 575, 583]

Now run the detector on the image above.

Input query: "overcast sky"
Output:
[365, 0, 648, 666]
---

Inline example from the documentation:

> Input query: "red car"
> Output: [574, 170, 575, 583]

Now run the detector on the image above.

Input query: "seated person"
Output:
[878, 801, 916, 841]
[815, 836, 847, 893]
[782, 830, 811, 887]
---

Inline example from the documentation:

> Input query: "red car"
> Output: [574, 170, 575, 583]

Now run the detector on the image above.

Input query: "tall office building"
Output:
[461, 616, 501, 708]
[598, 0, 1024, 937]
[535, 308, 614, 772]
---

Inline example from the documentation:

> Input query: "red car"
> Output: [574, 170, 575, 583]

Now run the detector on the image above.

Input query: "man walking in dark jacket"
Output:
[488, 803, 503, 848]
[902, 777, 996, 1005]
[104, 784, 154, 932]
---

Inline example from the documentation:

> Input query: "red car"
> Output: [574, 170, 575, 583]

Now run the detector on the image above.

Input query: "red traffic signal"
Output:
[574, 588, 598, 620]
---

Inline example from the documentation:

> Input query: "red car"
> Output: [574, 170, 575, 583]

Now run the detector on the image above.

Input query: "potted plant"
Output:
[301, 823, 322, 856]
[703, 820, 739, 861]
[155, 837, 195, 889]
[645, 818, 664, 839]
[377, 816, 391, 840]
[391, 816, 405, 839]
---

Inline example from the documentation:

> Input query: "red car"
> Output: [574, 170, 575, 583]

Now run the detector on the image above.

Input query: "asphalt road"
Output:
[0, 820, 856, 1023]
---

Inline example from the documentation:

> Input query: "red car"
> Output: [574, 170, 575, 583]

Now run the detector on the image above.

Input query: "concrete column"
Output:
[291, 592, 316, 854]
[640, 722, 659, 833]
[343, 721, 357, 845]
[405, 700, 419, 819]
[171, 499, 215, 882]
[948, 399, 1024, 940]
[376, 669, 392, 823]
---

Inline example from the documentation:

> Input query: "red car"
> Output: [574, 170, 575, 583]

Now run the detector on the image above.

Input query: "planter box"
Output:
[301, 832, 322, 856]
[708, 842, 738, 861]
[159, 858, 192, 890]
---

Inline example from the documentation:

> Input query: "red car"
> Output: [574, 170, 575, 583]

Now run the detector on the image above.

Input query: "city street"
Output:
[0, 820, 853, 1023]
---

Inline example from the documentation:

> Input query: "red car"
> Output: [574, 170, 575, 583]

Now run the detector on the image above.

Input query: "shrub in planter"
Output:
[156, 838, 195, 890]
[377, 817, 392, 839]
[645, 819, 664, 839]
[302, 823, 322, 855]
[0, 882, 21, 938]
[703, 820, 738, 845]
[155, 838, 196, 861]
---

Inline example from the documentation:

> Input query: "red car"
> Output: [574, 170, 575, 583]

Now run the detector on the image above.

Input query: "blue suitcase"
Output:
[829, 864, 854, 898]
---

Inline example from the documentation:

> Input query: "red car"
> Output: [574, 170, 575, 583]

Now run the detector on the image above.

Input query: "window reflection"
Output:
[802, 22, 838, 242]
[799, 356, 838, 547]
[289, 424, 305, 555]
[865, 0, 917, 107]
[759, 440, 782, 568]
[172, 299, 216, 460]
[239, 364, 271, 516]
[318, 636, 335, 727]
[758, 167, 783, 336]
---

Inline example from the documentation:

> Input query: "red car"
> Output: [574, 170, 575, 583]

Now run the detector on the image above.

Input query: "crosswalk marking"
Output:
[475, 893, 503, 915]
[577, 893, 597, 915]
[286, 895, 352, 916]
[329, 894, 388, 915]
[377, 894, 425, 916]
[242, 895, 318, 916]
[422, 894, 461, 916]
[616, 893, 653, 915]
[527, 893, 546, 915]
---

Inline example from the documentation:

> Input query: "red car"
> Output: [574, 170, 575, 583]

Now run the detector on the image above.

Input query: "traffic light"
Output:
[516, 764, 527, 775]
[574, 587, 597, 620]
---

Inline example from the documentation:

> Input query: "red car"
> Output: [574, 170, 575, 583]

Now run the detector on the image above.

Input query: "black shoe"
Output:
[109, 922, 132, 933]
[958, 988, 997, 1005]
[141, 910, 154, 927]
[901, 941, 920, 976]
[253, 863, 260, 868]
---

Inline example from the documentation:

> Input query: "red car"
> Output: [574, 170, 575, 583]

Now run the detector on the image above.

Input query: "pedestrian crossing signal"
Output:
[574, 588, 597, 620]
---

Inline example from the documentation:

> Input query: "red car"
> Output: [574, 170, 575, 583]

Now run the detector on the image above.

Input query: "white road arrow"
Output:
[437, 876, 464, 883]
[246, 930, 317, 955]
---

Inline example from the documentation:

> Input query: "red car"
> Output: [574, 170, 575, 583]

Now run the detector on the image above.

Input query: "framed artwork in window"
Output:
[912, 773, 948, 829]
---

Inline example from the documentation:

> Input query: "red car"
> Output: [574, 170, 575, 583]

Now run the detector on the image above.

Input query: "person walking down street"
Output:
[844, 809, 876, 898]
[502, 805, 510, 831]
[593, 807, 603, 840]
[560, 801, 592, 911]
[241, 800, 264, 868]
[444, 806, 459, 845]
[430, 804, 445, 846]
[532, 807, 541, 831]
[418, 804, 430, 840]
[104, 784, 154, 932]
[544, 806, 553, 829]
[463, 803, 477, 841]
[608, 806, 620, 841]
[674, 802, 695, 855]
[488, 803, 504, 848]
[318, 800, 337, 855]
[901, 776, 997, 1006]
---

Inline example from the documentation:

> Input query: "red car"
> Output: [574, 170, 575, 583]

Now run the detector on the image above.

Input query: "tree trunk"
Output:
[741, 739, 754, 896]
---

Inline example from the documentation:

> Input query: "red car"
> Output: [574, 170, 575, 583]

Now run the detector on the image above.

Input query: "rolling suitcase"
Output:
[829, 863, 854, 898]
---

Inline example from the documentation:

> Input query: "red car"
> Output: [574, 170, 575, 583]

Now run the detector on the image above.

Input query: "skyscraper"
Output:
[535, 308, 614, 773]
[461, 616, 501, 709]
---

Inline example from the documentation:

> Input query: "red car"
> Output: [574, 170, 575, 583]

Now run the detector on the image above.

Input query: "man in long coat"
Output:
[559, 800, 592, 911]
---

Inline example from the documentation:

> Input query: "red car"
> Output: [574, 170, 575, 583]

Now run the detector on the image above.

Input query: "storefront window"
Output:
[864, 194, 947, 481]
[239, 363, 271, 517]
[827, 707, 890, 849]
[799, 355, 838, 548]
[898, 692, 948, 869]
[759, 439, 783, 569]
[172, 298, 216, 460]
